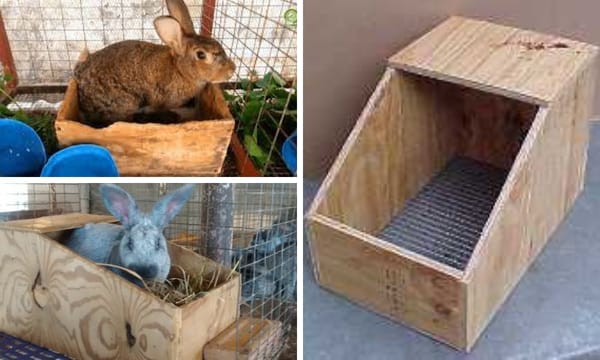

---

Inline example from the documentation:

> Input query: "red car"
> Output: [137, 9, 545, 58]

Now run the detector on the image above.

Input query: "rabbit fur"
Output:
[74, 0, 235, 126]
[65, 184, 196, 284]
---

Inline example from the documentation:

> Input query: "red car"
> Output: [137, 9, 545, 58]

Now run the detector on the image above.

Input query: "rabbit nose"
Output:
[131, 264, 158, 279]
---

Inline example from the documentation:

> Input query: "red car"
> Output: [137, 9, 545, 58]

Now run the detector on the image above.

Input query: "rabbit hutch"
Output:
[0, 183, 298, 359]
[0, 0, 297, 176]
[308, 17, 599, 351]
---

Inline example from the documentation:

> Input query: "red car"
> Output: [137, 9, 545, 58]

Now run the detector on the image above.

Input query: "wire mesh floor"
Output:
[378, 156, 508, 271]
[0, 332, 70, 360]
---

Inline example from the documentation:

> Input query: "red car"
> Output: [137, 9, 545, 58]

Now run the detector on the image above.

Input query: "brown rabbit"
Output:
[74, 0, 236, 126]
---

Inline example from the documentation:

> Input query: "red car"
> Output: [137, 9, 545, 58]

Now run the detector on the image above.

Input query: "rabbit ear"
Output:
[166, 0, 196, 36]
[151, 184, 196, 230]
[154, 16, 186, 55]
[100, 184, 140, 228]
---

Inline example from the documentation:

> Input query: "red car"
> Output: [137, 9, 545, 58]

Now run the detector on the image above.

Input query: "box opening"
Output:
[43, 224, 236, 306]
[316, 69, 539, 271]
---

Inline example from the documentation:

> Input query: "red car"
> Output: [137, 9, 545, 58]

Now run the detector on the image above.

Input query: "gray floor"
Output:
[304, 123, 600, 360]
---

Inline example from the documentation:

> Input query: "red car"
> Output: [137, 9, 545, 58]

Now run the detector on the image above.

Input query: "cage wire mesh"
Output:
[0, 183, 88, 221]
[0, 0, 297, 176]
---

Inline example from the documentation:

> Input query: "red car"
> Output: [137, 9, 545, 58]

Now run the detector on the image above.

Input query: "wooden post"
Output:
[200, 0, 217, 36]
[201, 183, 233, 267]
[0, 11, 18, 92]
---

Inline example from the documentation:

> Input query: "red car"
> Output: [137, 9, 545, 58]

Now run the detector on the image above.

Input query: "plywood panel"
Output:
[464, 60, 598, 349]
[0, 228, 180, 360]
[0, 213, 117, 233]
[312, 69, 459, 235]
[172, 244, 241, 360]
[204, 318, 283, 360]
[390, 17, 598, 105]
[309, 215, 466, 349]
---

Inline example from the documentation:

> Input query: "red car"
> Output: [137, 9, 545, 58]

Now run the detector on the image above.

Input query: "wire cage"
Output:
[0, 183, 297, 359]
[0, 0, 297, 176]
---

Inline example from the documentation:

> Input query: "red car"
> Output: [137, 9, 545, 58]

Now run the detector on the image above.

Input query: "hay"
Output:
[98, 259, 241, 307]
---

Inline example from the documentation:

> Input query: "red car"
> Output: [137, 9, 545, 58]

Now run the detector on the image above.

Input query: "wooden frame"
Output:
[307, 17, 598, 351]
[0, 213, 241, 359]
[56, 80, 235, 177]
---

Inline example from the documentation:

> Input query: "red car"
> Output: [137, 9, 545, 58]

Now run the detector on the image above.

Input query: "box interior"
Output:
[316, 69, 539, 272]
[61, 80, 233, 128]
[45, 225, 236, 298]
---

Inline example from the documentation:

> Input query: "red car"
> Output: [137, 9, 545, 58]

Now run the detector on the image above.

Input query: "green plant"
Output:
[0, 73, 58, 155]
[225, 71, 297, 170]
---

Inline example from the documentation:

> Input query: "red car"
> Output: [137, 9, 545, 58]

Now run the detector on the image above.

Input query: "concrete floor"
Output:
[304, 123, 600, 360]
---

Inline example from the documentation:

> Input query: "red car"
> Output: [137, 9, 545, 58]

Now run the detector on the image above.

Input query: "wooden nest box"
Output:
[56, 81, 235, 176]
[308, 17, 599, 351]
[0, 213, 241, 359]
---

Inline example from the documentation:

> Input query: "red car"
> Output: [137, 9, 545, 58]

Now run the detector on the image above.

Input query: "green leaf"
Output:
[247, 91, 265, 101]
[271, 72, 287, 87]
[270, 88, 289, 100]
[241, 101, 262, 125]
[244, 134, 269, 167]
[240, 79, 254, 91]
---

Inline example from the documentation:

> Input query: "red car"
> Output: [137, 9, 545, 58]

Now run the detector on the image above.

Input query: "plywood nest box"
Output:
[56, 81, 235, 176]
[307, 17, 599, 351]
[0, 213, 241, 359]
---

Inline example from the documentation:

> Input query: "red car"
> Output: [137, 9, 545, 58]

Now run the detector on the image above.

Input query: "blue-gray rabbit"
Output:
[65, 184, 196, 284]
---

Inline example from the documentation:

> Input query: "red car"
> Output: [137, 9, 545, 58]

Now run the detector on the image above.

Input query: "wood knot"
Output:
[31, 271, 49, 309]
[125, 322, 136, 347]
[435, 303, 453, 317]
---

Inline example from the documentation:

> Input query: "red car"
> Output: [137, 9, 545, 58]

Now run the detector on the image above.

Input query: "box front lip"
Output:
[309, 213, 465, 280]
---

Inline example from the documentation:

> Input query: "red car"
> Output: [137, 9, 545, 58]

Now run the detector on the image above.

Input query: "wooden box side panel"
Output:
[204, 318, 283, 360]
[172, 244, 240, 360]
[312, 68, 459, 235]
[454, 87, 539, 170]
[465, 60, 598, 349]
[309, 216, 467, 349]
[0, 228, 181, 360]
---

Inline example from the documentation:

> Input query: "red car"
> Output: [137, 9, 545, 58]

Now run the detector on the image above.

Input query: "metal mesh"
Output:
[379, 157, 508, 271]
[212, 0, 297, 176]
[0, 183, 88, 221]
[89, 183, 298, 359]
[0, 332, 71, 360]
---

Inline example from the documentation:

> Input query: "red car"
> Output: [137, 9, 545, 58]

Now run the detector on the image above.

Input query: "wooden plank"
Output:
[0, 213, 117, 233]
[464, 57, 598, 350]
[389, 17, 599, 105]
[308, 215, 466, 349]
[311, 69, 459, 235]
[455, 86, 539, 169]
[172, 244, 240, 360]
[204, 318, 283, 360]
[0, 228, 181, 360]
[56, 80, 234, 177]
[0, 11, 17, 92]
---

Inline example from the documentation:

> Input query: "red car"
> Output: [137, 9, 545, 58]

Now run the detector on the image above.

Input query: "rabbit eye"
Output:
[196, 51, 207, 60]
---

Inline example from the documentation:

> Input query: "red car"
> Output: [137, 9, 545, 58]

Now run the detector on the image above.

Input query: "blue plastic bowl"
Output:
[282, 131, 297, 175]
[0, 118, 47, 176]
[41, 144, 119, 177]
